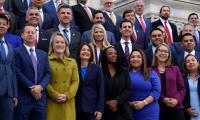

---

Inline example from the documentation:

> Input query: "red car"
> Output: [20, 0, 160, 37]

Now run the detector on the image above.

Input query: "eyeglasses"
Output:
[157, 49, 169, 54]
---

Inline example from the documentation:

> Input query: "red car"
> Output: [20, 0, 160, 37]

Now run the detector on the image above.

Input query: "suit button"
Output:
[63, 81, 66, 83]
[63, 68, 66, 71]
[54, 81, 57, 84]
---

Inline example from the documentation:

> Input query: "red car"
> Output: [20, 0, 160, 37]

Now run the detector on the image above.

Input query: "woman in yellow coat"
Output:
[46, 32, 79, 120]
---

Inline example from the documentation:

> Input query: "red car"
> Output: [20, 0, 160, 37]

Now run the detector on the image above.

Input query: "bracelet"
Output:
[143, 100, 148, 105]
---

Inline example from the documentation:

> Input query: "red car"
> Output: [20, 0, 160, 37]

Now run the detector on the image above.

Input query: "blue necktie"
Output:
[63, 29, 69, 42]
[0, 40, 6, 60]
[30, 48, 37, 84]
[23, 0, 28, 9]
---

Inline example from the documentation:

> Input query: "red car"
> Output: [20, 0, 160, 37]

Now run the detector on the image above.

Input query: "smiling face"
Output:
[22, 25, 37, 47]
[151, 30, 164, 46]
[120, 21, 133, 40]
[93, 27, 104, 42]
[189, 14, 198, 27]
[156, 45, 170, 63]
[52, 35, 66, 55]
[124, 12, 136, 24]
[134, 0, 144, 16]
[181, 35, 195, 52]
[58, 8, 72, 27]
[26, 8, 40, 26]
[160, 6, 170, 20]
[106, 47, 117, 63]
[185, 55, 199, 73]
[80, 45, 91, 61]
[0, 18, 8, 36]
[130, 51, 143, 70]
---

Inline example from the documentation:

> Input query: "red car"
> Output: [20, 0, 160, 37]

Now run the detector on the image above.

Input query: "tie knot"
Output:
[124, 41, 129, 45]
[30, 48, 34, 52]
[63, 29, 68, 33]
[164, 21, 167, 23]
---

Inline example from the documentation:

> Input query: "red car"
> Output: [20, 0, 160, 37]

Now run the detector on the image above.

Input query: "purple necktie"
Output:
[124, 42, 129, 61]
[30, 48, 37, 84]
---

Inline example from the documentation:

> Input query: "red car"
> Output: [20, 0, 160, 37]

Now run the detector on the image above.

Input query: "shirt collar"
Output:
[58, 24, 70, 31]
[24, 44, 36, 52]
[120, 38, 131, 44]
[160, 17, 168, 23]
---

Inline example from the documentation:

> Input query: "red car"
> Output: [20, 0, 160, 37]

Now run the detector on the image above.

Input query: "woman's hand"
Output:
[56, 94, 67, 102]
[186, 108, 198, 117]
[132, 101, 145, 110]
[94, 111, 102, 120]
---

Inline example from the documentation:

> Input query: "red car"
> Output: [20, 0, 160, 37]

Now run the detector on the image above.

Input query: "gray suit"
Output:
[0, 42, 17, 120]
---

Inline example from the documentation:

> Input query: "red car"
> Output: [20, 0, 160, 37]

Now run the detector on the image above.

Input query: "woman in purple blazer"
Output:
[151, 43, 186, 120]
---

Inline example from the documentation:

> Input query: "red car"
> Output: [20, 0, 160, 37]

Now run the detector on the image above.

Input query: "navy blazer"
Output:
[152, 19, 179, 42]
[81, 30, 116, 45]
[134, 16, 152, 44]
[14, 45, 50, 105]
[41, 10, 57, 30]
[76, 63, 104, 113]
[151, 66, 186, 109]
[183, 75, 200, 120]
[37, 29, 51, 52]
[4, 32, 22, 48]
[0, 43, 17, 97]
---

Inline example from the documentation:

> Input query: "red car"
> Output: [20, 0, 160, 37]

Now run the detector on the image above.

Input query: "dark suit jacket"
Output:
[183, 74, 200, 120]
[103, 12, 122, 41]
[37, 29, 51, 52]
[72, 4, 95, 34]
[49, 26, 81, 58]
[41, 10, 57, 30]
[103, 68, 133, 120]
[134, 16, 152, 44]
[14, 45, 50, 105]
[151, 66, 186, 109]
[0, 43, 17, 97]
[152, 19, 179, 42]
[81, 30, 116, 45]
[114, 41, 139, 68]
[76, 63, 104, 113]
[4, 32, 22, 48]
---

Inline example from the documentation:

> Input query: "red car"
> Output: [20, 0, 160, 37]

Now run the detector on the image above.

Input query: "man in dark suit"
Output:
[49, 4, 81, 58]
[81, 10, 116, 45]
[72, 0, 95, 34]
[0, 13, 18, 120]
[134, 0, 152, 45]
[114, 19, 138, 68]
[152, 5, 179, 43]
[123, 9, 147, 50]
[14, 23, 50, 120]
[103, 0, 122, 41]
[145, 28, 177, 67]
[176, 33, 200, 72]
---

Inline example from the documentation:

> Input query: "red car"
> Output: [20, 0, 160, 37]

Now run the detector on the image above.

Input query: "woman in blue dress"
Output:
[129, 49, 161, 120]
[183, 54, 200, 120]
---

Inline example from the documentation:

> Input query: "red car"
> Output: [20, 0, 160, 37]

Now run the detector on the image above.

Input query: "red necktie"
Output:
[132, 30, 137, 43]
[164, 21, 173, 44]
[139, 16, 146, 32]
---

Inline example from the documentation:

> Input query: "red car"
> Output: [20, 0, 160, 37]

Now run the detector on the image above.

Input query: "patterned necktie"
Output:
[63, 29, 69, 42]
[164, 21, 172, 44]
[0, 40, 6, 60]
[30, 48, 37, 84]
[124, 42, 130, 61]
[139, 16, 146, 32]
[109, 12, 116, 25]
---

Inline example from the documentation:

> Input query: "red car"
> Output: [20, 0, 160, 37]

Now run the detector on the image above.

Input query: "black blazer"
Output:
[152, 19, 179, 42]
[114, 41, 139, 68]
[37, 29, 51, 52]
[103, 68, 133, 120]
[183, 75, 200, 120]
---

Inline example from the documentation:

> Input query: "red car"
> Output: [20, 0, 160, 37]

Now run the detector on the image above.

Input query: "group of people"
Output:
[0, 0, 200, 120]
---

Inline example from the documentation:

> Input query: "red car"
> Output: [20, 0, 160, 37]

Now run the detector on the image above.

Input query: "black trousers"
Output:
[0, 95, 14, 120]
[160, 108, 185, 120]
[77, 111, 95, 120]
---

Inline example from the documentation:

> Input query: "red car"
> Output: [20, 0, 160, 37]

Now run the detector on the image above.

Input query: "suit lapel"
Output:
[21, 45, 35, 70]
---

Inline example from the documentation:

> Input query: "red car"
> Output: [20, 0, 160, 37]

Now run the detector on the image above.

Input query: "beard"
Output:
[160, 15, 169, 20]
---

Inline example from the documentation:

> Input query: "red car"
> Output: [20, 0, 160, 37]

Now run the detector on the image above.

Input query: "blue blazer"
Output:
[41, 9, 57, 30]
[0, 43, 17, 97]
[76, 63, 104, 113]
[4, 32, 22, 48]
[81, 30, 116, 45]
[14, 45, 50, 105]
[134, 16, 152, 43]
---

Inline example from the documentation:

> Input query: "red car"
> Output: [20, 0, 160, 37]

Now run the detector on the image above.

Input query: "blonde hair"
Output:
[48, 32, 70, 56]
[152, 43, 172, 67]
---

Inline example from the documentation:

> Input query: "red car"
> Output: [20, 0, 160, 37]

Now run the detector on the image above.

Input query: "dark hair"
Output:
[57, 3, 71, 13]
[93, 10, 104, 18]
[129, 48, 149, 79]
[22, 23, 36, 33]
[101, 46, 122, 76]
[119, 19, 133, 28]
[151, 28, 163, 35]
[183, 54, 200, 75]
[180, 33, 194, 42]
[188, 13, 199, 20]
[0, 13, 9, 24]
[76, 43, 94, 65]
[122, 9, 134, 18]
[159, 5, 170, 14]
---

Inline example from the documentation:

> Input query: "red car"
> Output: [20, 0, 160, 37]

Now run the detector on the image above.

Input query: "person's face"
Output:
[185, 55, 199, 72]
[189, 15, 198, 27]
[151, 30, 164, 46]
[160, 6, 170, 20]
[93, 27, 104, 42]
[80, 45, 91, 61]
[124, 12, 136, 24]
[181, 35, 195, 52]
[32, 0, 46, 7]
[182, 25, 194, 35]
[104, 0, 114, 12]
[106, 47, 117, 63]
[52, 35, 66, 55]
[130, 51, 143, 70]
[0, 0, 5, 7]
[58, 8, 72, 26]
[134, 1, 144, 16]
[22, 26, 37, 46]
[0, 18, 8, 36]
[156, 45, 169, 63]
[93, 13, 105, 24]
[120, 22, 133, 38]
[26, 9, 40, 26]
